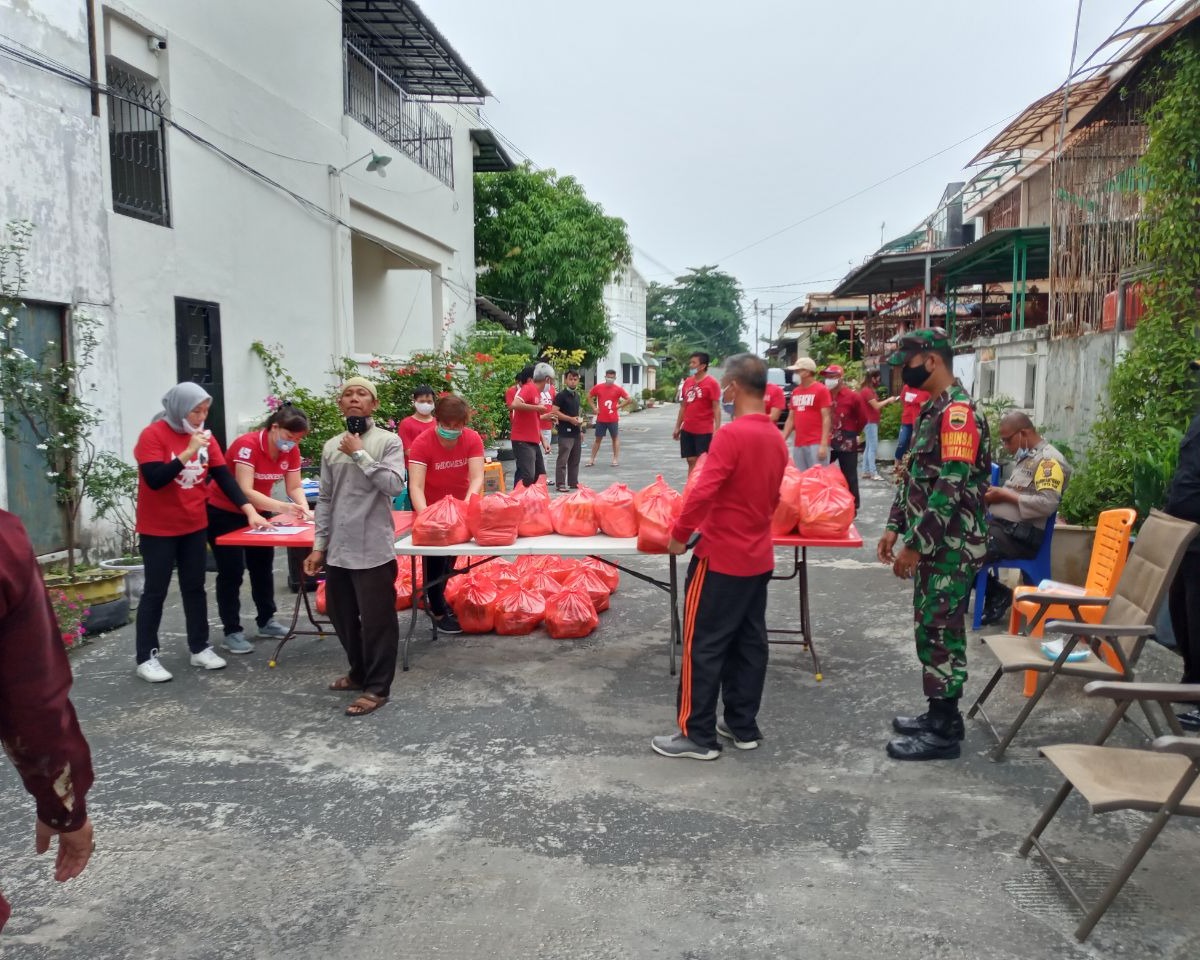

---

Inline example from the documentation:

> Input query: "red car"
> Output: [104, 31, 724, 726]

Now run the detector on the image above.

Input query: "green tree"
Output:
[1061, 36, 1200, 524]
[648, 266, 748, 361]
[474, 164, 631, 361]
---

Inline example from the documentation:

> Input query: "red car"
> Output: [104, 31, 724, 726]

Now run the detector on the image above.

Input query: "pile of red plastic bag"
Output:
[771, 464, 855, 538]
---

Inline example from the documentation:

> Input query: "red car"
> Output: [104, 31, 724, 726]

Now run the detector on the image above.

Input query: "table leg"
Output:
[270, 547, 315, 668]
[669, 553, 680, 677]
[798, 546, 822, 681]
[402, 555, 421, 672]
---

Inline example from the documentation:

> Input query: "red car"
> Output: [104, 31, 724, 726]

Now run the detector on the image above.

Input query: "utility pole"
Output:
[753, 298, 759, 358]
[768, 304, 774, 357]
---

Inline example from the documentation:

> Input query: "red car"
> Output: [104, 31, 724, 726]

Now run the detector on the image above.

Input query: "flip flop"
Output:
[328, 675, 362, 692]
[345, 693, 388, 717]
[611, 461, 620, 467]
[585, 462, 595, 467]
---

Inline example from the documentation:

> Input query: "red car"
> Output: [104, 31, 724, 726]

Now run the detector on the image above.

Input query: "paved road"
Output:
[2, 403, 1196, 958]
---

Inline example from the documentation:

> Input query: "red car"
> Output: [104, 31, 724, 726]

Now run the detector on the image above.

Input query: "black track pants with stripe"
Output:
[676, 555, 772, 749]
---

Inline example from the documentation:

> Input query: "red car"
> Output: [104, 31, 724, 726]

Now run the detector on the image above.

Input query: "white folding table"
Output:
[393, 533, 682, 673]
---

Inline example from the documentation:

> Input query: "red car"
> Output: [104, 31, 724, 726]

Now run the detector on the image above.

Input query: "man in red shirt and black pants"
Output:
[824, 364, 870, 512]
[673, 351, 722, 477]
[653, 354, 789, 760]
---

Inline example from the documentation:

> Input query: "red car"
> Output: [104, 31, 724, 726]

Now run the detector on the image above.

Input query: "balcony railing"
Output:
[344, 41, 454, 188]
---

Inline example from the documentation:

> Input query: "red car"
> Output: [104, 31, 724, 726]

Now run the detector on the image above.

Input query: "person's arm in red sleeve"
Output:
[670, 431, 735, 547]
[0, 511, 95, 907]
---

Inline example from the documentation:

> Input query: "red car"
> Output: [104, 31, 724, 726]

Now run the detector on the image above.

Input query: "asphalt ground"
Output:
[2, 402, 1198, 959]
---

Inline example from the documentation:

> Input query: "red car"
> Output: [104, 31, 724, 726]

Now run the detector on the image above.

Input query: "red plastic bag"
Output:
[563, 567, 611, 613]
[551, 485, 598, 537]
[544, 588, 599, 639]
[547, 557, 583, 584]
[635, 476, 683, 554]
[797, 465, 855, 538]
[393, 561, 425, 611]
[493, 584, 546, 635]
[593, 483, 639, 538]
[580, 557, 619, 593]
[453, 577, 498, 634]
[444, 568, 469, 607]
[466, 491, 522, 547]
[521, 570, 563, 599]
[771, 464, 804, 536]
[412, 497, 471, 547]
[315, 580, 328, 615]
[514, 477, 554, 538]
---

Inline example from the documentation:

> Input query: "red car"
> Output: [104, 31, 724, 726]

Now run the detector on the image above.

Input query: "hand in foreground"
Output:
[183, 430, 211, 460]
[282, 501, 313, 522]
[892, 545, 919, 580]
[36, 817, 94, 883]
[672, 428, 681, 441]
[876, 530, 898, 565]
[338, 433, 364, 456]
[666, 537, 688, 555]
[246, 511, 273, 531]
[303, 550, 325, 576]
[818, 444, 829, 462]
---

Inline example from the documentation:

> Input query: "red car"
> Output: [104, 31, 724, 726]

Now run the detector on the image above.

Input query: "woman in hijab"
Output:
[133, 383, 270, 683]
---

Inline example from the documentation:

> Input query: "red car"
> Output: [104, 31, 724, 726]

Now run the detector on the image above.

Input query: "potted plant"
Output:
[0, 220, 126, 606]
[90, 453, 146, 607]
[875, 399, 902, 463]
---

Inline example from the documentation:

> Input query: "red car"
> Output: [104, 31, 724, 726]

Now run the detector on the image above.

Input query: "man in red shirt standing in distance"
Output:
[781, 356, 831, 470]
[764, 378, 786, 424]
[653, 354, 789, 759]
[510, 363, 557, 486]
[586, 369, 631, 467]
[895, 379, 931, 468]
[824, 364, 870, 512]
[673, 351, 722, 477]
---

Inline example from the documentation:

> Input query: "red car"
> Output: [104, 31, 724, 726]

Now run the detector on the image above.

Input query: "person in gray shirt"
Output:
[304, 376, 405, 716]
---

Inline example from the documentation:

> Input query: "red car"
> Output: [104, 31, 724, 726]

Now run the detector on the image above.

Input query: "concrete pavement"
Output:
[2, 402, 1198, 958]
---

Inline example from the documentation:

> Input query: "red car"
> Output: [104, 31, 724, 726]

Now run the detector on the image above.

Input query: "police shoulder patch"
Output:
[940, 402, 979, 463]
[1034, 458, 1065, 492]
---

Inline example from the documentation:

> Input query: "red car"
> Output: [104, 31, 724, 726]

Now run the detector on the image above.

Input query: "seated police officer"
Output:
[980, 411, 1072, 625]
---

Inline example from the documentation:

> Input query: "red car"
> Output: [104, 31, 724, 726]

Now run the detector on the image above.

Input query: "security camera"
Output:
[147, 35, 166, 52]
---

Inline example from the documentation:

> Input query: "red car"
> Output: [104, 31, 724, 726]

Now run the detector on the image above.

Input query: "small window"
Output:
[107, 63, 171, 226]
[632, 365, 640, 385]
[621, 363, 632, 384]
[1024, 357, 1038, 410]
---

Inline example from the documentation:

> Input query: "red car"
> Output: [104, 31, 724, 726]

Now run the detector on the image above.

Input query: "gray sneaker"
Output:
[221, 631, 253, 655]
[650, 733, 719, 760]
[716, 719, 761, 751]
[256, 619, 289, 639]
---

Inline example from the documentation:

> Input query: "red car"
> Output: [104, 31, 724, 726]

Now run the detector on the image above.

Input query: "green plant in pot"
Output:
[89, 453, 147, 607]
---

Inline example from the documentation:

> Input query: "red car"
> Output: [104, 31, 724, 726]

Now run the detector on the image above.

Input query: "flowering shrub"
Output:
[48, 587, 90, 648]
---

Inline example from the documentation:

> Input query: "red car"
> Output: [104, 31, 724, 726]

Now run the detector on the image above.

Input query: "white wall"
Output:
[596, 265, 648, 392]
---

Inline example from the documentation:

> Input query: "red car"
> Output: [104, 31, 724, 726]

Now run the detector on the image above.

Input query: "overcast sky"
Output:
[431, 0, 1152, 329]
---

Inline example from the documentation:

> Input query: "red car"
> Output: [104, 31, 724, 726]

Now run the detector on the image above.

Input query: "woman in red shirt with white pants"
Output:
[133, 383, 270, 683]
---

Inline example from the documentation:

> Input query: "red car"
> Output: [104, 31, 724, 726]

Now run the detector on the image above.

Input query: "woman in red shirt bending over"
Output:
[406, 394, 485, 635]
[207, 403, 312, 655]
[134, 383, 271, 683]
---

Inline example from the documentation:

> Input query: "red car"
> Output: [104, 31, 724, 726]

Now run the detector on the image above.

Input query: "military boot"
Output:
[886, 699, 963, 761]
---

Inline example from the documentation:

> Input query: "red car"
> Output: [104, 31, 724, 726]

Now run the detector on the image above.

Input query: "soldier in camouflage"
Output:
[877, 328, 990, 761]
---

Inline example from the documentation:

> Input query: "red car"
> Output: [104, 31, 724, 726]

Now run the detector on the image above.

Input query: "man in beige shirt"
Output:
[304, 377, 405, 715]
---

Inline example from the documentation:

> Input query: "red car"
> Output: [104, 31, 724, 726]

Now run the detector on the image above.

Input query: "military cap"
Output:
[887, 327, 951, 365]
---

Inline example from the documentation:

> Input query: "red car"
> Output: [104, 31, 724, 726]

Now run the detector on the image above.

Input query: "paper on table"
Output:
[249, 525, 308, 535]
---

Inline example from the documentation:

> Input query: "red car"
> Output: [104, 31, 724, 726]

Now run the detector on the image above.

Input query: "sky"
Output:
[429, 0, 1154, 333]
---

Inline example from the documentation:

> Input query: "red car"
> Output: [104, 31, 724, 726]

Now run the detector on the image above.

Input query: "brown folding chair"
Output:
[967, 509, 1199, 760]
[1020, 680, 1200, 941]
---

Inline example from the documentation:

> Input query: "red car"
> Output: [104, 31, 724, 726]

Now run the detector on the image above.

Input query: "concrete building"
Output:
[0, 0, 499, 553]
[594, 265, 654, 396]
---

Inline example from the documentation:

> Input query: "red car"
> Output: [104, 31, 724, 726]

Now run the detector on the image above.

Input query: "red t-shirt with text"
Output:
[901, 387, 931, 425]
[788, 382, 832, 446]
[680, 374, 721, 434]
[208, 429, 301, 514]
[408, 427, 484, 504]
[509, 382, 547, 443]
[589, 383, 629, 423]
[135, 419, 228, 536]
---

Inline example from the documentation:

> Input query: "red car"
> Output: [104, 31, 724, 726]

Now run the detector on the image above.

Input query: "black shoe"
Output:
[436, 612, 464, 635]
[892, 711, 965, 741]
[1177, 708, 1200, 731]
[979, 600, 1010, 626]
[886, 730, 962, 761]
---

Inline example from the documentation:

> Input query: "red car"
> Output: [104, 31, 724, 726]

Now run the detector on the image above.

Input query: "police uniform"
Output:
[884, 329, 990, 761]
[986, 439, 1071, 561]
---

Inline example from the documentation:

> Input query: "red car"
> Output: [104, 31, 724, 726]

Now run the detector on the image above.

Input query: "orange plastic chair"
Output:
[1009, 508, 1136, 695]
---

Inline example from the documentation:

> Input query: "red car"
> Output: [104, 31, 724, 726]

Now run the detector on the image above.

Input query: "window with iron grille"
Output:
[107, 63, 171, 226]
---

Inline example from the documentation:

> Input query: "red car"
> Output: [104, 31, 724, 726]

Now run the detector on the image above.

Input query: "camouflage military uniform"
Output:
[886, 381, 990, 699]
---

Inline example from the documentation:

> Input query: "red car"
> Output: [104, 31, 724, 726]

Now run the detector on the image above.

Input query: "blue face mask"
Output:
[276, 439, 297, 453]
[436, 426, 463, 441]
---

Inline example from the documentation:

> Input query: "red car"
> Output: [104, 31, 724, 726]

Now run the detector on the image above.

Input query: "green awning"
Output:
[934, 227, 1050, 286]
[642, 353, 659, 368]
[620, 352, 641, 366]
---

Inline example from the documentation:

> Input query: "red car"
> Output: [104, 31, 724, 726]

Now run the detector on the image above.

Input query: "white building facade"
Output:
[594, 265, 654, 396]
[0, 0, 497, 552]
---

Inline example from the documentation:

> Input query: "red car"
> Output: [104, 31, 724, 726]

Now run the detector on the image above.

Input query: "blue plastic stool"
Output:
[972, 511, 1057, 630]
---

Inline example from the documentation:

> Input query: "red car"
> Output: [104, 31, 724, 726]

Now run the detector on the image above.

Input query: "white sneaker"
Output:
[136, 652, 173, 683]
[189, 646, 227, 670]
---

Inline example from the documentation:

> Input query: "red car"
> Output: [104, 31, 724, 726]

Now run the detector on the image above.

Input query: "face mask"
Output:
[276, 439, 297, 453]
[344, 416, 368, 435]
[414, 401, 435, 416]
[901, 360, 932, 389]
[1014, 447, 1031, 461]
[824, 378, 839, 391]
[605, 378, 616, 385]
[436, 425, 463, 441]
[183, 419, 205, 435]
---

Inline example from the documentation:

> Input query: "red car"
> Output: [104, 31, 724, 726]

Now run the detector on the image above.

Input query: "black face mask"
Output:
[344, 416, 369, 435]
[901, 359, 932, 389]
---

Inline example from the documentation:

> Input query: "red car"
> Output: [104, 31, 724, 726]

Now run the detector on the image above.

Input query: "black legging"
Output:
[207, 505, 277, 635]
[135, 529, 209, 663]
[422, 555, 456, 617]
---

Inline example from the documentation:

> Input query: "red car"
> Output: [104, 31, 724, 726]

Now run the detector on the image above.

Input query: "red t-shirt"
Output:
[509, 382, 548, 443]
[831, 387, 868, 436]
[399, 415, 436, 470]
[764, 382, 786, 414]
[858, 385, 881, 425]
[900, 387, 931, 425]
[135, 419, 228, 536]
[208, 429, 301, 514]
[589, 382, 629, 423]
[788, 382, 832, 446]
[680, 374, 721, 434]
[670, 414, 789, 576]
[408, 427, 484, 504]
